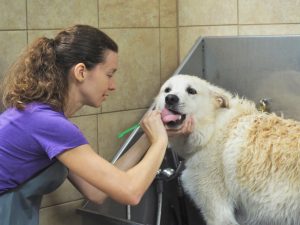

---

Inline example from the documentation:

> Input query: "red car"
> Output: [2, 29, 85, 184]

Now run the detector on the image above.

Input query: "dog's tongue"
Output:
[161, 108, 181, 123]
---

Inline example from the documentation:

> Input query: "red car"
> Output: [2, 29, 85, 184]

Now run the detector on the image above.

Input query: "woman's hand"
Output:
[140, 110, 168, 145]
[166, 116, 194, 137]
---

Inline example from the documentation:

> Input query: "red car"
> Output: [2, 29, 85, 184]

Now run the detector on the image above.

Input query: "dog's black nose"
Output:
[165, 94, 179, 106]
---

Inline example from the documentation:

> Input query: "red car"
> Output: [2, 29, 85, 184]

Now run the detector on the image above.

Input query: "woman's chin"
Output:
[96, 99, 106, 107]
[86, 97, 107, 108]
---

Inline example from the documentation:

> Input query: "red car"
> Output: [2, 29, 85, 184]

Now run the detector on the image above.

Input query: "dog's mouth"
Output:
[161, 107, 186, 128]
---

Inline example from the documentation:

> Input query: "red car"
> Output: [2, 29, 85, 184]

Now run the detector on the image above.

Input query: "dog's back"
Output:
[223, 113, 300, 225]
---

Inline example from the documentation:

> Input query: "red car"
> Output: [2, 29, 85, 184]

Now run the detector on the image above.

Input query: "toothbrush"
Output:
[117, 123, 140, 138]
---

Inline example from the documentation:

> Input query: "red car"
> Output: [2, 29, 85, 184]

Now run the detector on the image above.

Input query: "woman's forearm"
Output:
[114, 134, 150, 170]
[68, 134, 150, 204]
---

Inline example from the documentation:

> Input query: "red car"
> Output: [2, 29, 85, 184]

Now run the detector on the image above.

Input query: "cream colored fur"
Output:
[155, 75, 300, 225]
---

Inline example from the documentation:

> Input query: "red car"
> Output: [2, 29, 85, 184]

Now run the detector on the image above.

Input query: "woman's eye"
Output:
[187, 87, 197, 95]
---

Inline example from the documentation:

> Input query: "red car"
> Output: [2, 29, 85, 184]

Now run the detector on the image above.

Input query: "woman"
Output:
[0, 24, 193, 225]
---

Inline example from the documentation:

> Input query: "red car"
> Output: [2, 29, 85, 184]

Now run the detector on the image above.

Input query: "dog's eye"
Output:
[187, 87, 197, 95]
[164, 87, 171, 93]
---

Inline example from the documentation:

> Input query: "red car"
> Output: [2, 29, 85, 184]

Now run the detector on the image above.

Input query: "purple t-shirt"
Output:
[0, 103, 88, 194]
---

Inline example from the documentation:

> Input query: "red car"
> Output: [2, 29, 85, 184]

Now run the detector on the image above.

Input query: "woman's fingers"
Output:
[141, 110, 168, 143]
[166, 116, 194, 137]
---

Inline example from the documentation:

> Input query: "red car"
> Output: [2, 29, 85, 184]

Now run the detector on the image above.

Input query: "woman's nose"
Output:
[109, 78, 116, 91]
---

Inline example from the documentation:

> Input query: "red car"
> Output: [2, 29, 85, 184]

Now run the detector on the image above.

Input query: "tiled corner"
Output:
[0, 0, 26, 29]
[160, 0, 177, 27]
[27, 0, 98, 29]
[101, 28, 160, 112]
[239, 24, 300, 36]
[178, 0, 237, 26]
[40, 200, 84, 225]
[70, 115, 98, 153]
[99, 0, 159, 28]
[42, 180, 83, 207]
[98, 109, 147, 161]
[160, 28, 178, 84]
[179, 26, 238, 62]
[0, 31, 27, 79]
[239, 0, 300, 24]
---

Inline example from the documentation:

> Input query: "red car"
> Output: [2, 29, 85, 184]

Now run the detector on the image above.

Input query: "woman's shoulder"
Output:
[25, 102, 65, 116]
[25, 103, 75, 129]
[0, 102, 70, 131]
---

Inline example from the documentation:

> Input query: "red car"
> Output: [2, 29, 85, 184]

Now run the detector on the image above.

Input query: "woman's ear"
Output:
[73, 63, 87, 82]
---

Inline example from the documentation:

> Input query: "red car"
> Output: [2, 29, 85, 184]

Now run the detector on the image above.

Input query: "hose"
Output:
[156, 179, 164, 225]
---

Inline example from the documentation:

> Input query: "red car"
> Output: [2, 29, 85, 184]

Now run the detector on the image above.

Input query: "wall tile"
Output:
[27, 0, 98, 29]
[101, 28, 160, 112]
[99, 0, 159, 28]
[27, 29, 59, 42]
[0, 31, 27, 79]
[40, 200, 84, 225]
[178, 0, 237, 26]
[239, 0, 300, 24]
[70, 115, 98, 152]
[73, 105, 100, 116]
[239, 24, 300, 36]
[0, 0, 26, 29]
[160, 28, 178, 84]
[160, 0, 177, 27]
[179, 26, 238, 61]
[98, 109, 146, 161]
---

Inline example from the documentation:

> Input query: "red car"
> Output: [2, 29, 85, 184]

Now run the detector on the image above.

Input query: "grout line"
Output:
[178, 23, 300, 28]
[237, 0, 240, 35]
[70, 107, 150, 118]
[25, 0, 28, 45]
[158, 0, 162, 84]
[0, 27, 176, 32]
[176, 0, 180, 66]
[97, 0, 100, 28]
[1, 22, 300, 32]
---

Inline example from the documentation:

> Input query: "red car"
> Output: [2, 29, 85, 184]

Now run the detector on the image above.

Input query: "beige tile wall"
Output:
[0, 0, 177, 225]
[178, 0, 300, 61]
[2, 0, 300, 224]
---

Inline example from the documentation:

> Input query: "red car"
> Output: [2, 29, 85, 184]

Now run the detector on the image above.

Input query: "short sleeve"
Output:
[30, 111, 88, 159]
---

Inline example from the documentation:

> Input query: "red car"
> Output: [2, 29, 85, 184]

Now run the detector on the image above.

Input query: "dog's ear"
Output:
[215, 95, 229, 108]
[211, 92, 229, 109]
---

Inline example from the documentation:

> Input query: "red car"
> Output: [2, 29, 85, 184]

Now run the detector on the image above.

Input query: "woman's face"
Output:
[80, 50, 118, 107]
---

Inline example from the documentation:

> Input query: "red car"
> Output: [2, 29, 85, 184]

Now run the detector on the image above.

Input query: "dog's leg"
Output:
[192, 192, 239, 225]
[182, 153, 239, 225]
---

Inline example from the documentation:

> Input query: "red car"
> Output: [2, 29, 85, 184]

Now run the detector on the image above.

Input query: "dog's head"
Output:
[155, 75, 231, 130]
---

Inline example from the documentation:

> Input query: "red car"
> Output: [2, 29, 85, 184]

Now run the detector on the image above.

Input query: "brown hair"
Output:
[1, 24, 118, 111]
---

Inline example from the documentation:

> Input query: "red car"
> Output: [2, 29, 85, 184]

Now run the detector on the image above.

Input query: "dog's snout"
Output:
[165, 94, 179, 106]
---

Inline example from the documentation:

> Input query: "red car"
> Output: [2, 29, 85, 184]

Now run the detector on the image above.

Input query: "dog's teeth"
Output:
[179, 115, 182, 120]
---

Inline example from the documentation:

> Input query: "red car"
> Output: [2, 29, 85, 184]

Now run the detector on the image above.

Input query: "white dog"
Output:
[155, 74, 300, 225]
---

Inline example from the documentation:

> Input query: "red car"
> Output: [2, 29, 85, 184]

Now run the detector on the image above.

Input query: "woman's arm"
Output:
[67, 134, 150, 204]
[58, 110, 168, 205]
